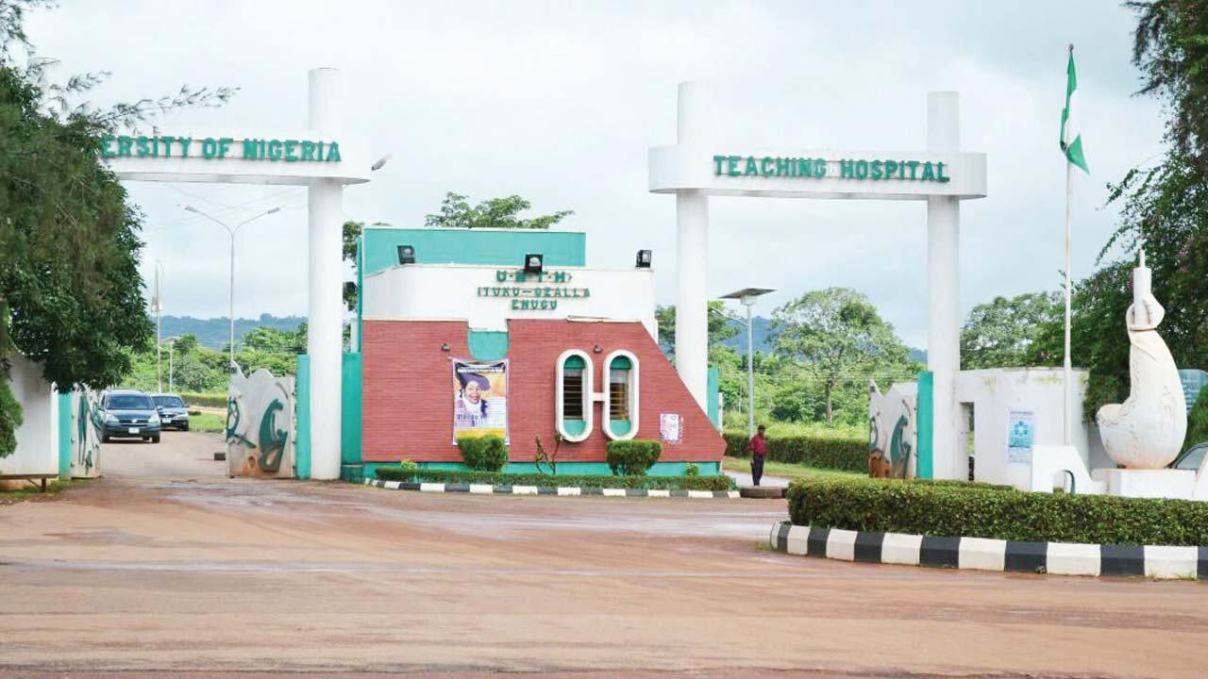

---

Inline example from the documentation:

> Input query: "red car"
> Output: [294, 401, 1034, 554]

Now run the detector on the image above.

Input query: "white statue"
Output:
[1096, 251, 1187, 469]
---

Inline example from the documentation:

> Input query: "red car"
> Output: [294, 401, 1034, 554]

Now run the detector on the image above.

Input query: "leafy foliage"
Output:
[772, 288, 915, 424]
[788, 475, 1208, 546]
[375, 466, 734, 491]
[654, 301, 739, 359]
[1187, 385, 1208, 448]
[456, 435, 509, 472]
[605, 439, 662, 476]
[0, 366, 21, 456]
[121, 325, 307, 393]
[424, 192, 572, 230]
[961, 292, 1062, 369]
[723, 431, 866, 472]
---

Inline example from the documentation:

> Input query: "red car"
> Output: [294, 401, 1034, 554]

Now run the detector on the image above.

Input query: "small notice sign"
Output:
[660, 413, 682, 444]
[1006, 409, 1036, 464]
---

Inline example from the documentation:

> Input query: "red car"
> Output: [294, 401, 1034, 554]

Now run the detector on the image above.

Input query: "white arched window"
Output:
[556, 350, 593, 442]
[602, 350, 639, 440]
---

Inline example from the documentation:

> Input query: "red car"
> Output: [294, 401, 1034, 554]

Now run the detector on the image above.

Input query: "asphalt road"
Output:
[0, 432, 1205, 677]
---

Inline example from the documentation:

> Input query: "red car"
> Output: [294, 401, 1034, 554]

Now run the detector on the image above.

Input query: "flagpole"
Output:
[1063, 156, 1073, 445]
[1062, 42, 1075, 446]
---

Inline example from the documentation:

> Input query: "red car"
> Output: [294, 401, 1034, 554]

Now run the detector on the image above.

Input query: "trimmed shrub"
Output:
[684, 462, 700, 477]
[180, 391, 228, 409]
[787, 476, 1208, 546]
[456, 435, 508, 472]
[606, 439, 662, 476]
[724, 431, 865, 472]
[374, 467, 735, 491]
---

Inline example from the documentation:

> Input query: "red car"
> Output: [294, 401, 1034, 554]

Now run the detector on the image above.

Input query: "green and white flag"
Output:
[1060, 48, 1089, 173]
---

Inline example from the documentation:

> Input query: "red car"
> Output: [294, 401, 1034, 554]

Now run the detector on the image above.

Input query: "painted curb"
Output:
[365, 478, 740, 499]
[769, 522, 1208, 580]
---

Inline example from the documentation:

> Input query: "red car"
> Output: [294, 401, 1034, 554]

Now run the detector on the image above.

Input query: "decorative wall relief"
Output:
[227, 367, 296, 478]
[1096, 252, 1188, 469]
[70, 388, 104, 478]
[869, 380, 918, 479]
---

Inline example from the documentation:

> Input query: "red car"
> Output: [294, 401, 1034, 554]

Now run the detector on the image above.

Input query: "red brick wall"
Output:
[361, 319, 724, 464]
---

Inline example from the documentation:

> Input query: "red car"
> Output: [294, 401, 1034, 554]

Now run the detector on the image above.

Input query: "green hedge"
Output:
[724, 432, 866, 472]
[606, 439, 662, 476]
[788, 476, 1208, 546]
[375, 467, 735, 491]
[457, 435, 508, 471]
[180, 391, 228, 409]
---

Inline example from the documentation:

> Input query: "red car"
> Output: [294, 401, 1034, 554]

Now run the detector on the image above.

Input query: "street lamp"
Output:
[160, 337, 178, 392]
[720, 287, 775, 439]
[180, 204, 281, 372]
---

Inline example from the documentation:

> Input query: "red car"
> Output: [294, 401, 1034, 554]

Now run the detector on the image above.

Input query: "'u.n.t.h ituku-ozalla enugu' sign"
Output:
[100, 135, 343, 162]
[712, 155, 951, 183]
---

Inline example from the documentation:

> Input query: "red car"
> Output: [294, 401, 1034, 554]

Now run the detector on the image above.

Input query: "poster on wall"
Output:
[660, 413, 682, 444]
[1006, 409, 1036, 464]
[452, 358, 509, 443]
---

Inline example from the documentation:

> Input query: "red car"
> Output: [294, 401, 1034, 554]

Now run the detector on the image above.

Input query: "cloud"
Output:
[24, 0, 1162, 346]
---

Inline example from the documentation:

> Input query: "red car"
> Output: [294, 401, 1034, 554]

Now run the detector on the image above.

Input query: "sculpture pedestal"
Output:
[1093, 468, 1196, 500]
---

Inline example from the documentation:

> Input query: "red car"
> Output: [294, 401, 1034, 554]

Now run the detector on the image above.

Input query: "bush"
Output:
[1185, 384, 1208, 449]
[724, 431, 865, 472]
[684, 462, 700, 477]
[180, 391, 228, 409]
[787, 476, 1208, 546]
[606, 439, 662, 476]
[456, 435, 509, 471]
[374, 467, 734, 491]
[399, 459, 418, 473]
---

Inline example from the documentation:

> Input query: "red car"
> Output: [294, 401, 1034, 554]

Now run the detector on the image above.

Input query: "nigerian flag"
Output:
[1060, 48, 1089, 173]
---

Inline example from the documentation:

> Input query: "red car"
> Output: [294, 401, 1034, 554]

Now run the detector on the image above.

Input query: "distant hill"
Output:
[157, 314, 306, 349]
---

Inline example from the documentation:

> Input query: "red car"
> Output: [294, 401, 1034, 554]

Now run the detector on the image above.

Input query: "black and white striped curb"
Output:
[769, 522, 1208, 580]
[365, 478, 740, 499]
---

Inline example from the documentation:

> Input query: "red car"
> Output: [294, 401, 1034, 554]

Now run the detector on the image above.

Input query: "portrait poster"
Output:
[452, 359, 508, 443]
[1006, 409, 1036, 464]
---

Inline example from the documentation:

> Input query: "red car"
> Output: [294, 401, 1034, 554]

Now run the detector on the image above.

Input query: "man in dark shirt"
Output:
[748, 425, 768, 486]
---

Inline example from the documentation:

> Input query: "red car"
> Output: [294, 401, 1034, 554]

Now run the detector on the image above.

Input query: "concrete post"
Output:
[307, 68, 344, 481]
[926, 91, 961, 480]
[674, 82, 710, 411]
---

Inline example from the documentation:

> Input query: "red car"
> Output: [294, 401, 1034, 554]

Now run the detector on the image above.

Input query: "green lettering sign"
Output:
[100, 135, 344, 163]
[714, 154, 951, 183]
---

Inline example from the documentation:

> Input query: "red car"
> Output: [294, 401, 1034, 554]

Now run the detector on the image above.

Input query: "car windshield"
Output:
[106, 394, 154, 410]
[153, 396, 185, 408]
[1178, 445, 1207, 470]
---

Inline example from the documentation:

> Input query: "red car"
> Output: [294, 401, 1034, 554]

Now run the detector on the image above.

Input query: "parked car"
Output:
[151, 393, 190, 431]
[101, 390, 161, 443]
[1173, 442, 1207, 472]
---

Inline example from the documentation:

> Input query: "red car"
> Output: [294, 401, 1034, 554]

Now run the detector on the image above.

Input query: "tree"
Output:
[241, 324, 306, 354]
[424, 192, 572, 230]
[1029, 1, 1208, 418]
[771, 288, 912, 424]
[960, 292, 1061, 369]
[654, 301, 739, 359]
[0, 0, 235, 454]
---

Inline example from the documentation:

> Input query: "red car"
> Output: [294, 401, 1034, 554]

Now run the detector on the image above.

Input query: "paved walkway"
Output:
[724, 466, 790, 488]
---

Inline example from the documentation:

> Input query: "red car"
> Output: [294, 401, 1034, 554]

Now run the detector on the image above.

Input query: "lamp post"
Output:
[153, 260, 164, 392]
[721, 287, 775, 439]
[181, 204, 281, 371]
[161, 337, 177, 393]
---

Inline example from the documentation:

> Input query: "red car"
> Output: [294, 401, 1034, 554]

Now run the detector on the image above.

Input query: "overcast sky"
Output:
[26, 1, 1161, 347]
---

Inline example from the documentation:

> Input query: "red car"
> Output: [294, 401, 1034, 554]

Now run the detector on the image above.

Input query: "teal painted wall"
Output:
[363, 460, 722, 479]
[341, 353, 362, 465]
[361, 227, 587, 276]
[295, 355, 311, 479]
[706, 366, 720, 430]
[57, 392, 72, 478]
[916, 370, 934, 480]
[467, 330, 509, 360]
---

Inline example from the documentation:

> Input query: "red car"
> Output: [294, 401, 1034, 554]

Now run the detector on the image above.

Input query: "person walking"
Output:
[748, 424, 768, 486]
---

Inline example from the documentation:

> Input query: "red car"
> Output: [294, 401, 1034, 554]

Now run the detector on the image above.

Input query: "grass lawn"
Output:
[187, 412, 226, 433]
[722, 456, 864, 482]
